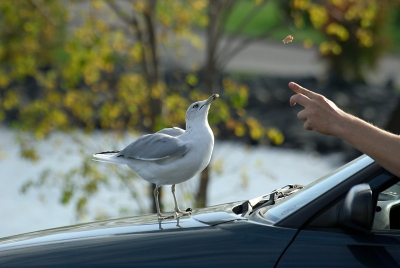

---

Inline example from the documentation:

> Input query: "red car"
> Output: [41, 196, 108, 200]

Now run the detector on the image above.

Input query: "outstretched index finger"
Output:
[288, 82, 318, 99]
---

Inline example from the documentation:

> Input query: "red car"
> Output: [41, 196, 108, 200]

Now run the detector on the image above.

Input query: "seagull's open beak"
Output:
[200, 94, 219, 110]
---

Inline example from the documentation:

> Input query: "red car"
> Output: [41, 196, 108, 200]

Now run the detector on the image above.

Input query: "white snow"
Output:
[0, 127, 342, 238]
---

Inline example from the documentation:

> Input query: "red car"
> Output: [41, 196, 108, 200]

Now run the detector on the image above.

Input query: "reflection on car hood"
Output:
[0, 201, 244, 249]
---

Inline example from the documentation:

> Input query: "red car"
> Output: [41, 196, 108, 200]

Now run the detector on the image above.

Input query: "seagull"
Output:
[93, 94, 219, 219]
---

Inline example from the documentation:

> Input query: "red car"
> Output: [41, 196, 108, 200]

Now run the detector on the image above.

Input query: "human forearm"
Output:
[289, 81, 400, 177]
[335, 114, 400, 177]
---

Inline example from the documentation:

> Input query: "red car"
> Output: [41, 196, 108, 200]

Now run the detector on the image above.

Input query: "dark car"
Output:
[0, 154, 400, 267]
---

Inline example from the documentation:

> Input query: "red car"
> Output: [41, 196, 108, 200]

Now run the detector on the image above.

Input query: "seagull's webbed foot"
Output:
[171, 184, 192, 217]
[154, 185, 174, 221]
[174, 207, 192, 217]
[158, 213, 174, 221]
[174, 208, 185, 214]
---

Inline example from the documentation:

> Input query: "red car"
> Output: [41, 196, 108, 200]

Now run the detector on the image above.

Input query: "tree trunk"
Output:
[196, 166, 210, 207]
[196, 0, 221, 208]
[142, 0, 164, 213]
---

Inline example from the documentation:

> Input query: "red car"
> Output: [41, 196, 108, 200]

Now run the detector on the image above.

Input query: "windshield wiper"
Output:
[233, 184, 305, 217]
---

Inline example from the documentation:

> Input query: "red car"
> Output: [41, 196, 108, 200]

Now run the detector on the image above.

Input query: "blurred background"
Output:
[1, 0, 400, 237]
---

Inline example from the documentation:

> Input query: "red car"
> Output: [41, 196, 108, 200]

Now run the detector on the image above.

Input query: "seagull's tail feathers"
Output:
[92, 151, 131, 165]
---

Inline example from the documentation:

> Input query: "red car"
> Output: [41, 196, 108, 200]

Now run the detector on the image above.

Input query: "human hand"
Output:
[289, 82, 348, 136]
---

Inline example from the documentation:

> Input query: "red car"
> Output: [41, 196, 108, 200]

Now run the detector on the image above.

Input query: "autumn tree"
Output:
[286, 0, 396, 83]
[1, 0, 277, 218]
[196, 0, 289, 206]
[1, 0, 209, 217]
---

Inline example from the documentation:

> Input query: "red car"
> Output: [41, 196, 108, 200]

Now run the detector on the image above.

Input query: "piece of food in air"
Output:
[282, 35, 293, 44]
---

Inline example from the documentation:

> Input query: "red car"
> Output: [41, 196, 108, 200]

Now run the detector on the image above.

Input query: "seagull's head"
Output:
[185, 94, 219, 125]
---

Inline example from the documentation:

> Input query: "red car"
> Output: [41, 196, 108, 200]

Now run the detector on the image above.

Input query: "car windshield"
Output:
[261, 154, 374, 224]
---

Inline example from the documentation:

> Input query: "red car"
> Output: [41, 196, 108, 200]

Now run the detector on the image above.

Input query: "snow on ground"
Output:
[0, 127, 343, 238]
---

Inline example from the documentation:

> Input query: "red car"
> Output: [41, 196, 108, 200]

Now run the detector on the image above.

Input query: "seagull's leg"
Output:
[154, 185, 172, 220]
[176, 216, 181, 228]
[171, 184, 184, 214]
[172, 184, 191, 215]
[153, 185, 164, 220]
[153, 186, 163, 219]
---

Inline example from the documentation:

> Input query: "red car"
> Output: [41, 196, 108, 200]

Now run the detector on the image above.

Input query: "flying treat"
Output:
[282, 35, 293, 44]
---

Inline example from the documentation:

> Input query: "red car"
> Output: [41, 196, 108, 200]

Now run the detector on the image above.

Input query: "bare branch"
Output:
[213, 0, 236, 44]
[30, 0, 58, 26]
[216, 16, 290, 70]
[142, 0, 159, 84]
[206, 0, 222, 66]
[225, 0, 269, 40]
[217, 0, 270, 58]
[106, 0, 149, 79]
[106, 0, 135, 29]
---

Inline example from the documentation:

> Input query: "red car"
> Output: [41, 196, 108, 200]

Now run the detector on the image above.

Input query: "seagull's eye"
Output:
[193, 104, 199, 108]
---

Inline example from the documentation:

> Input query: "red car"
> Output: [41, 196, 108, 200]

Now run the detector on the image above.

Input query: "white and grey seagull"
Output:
[93, 94, 219, 219]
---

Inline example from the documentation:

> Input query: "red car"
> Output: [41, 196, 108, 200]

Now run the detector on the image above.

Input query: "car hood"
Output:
[0, 201, 244, 249]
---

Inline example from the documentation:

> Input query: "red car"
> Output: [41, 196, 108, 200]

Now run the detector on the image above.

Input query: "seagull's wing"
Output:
[156, 127, 185, 137]
[117, 133, 188, 160]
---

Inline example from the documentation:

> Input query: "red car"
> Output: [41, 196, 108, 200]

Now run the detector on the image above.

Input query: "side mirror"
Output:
[339, 183, 374, 232]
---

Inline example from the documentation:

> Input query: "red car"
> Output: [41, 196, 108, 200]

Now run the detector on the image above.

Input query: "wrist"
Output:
[331, 111, 359, 139]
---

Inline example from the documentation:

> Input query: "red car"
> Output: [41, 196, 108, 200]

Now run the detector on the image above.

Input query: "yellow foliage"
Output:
[133, 1, 147, 13]
[234, 122, 246, 137]
[192, 0, 207, 11]
[150, 83, 166, 99]
[49, 109, 69, 127]
[92, 0, 104, 10]
[189, 91, 207, 102]
[164, 94, 189, 126]
[356, 28, 373, 47]
[308, 4, 328, 29]
[37, 71, 57, 90]
[0, 74, 9, 88]
[319, 41, 342, 55]
[20, 147, 39, 162]
[250, 128, 263, 141]
[3, 91, 19, 110]
[344, 4, 358, 21]
[292, 0, 311, 10]
[186, 74, 198, 87]
[331, 43, 342, 55]
[0, 0, 266, 150]
[47, 92, 61, 104]
[129, 44, 144, 62]
[293, 14, 305, 28]
[266, 128, 285, 146]
[246, 117, 264, 140]
[64, 91, 78, 109]
[320, 40, 330, 54]
[326, 22, 349, 41]
[329, 0, 345, 6]
[111, 30, 127, 52]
